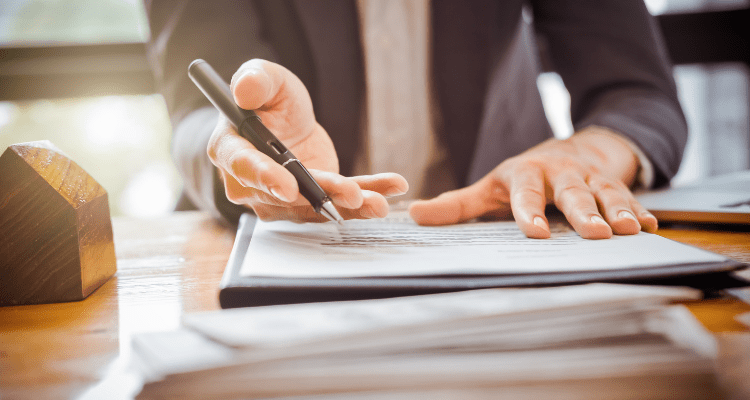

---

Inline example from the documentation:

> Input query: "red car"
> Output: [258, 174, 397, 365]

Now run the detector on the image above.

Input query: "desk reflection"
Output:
[0, 212, 234, 400]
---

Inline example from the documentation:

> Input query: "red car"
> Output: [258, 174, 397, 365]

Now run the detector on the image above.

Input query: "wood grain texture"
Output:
[658, 225, 750, 332]
[0, 141, 116, 306]
[658, 225, 750, 265]
[0, 211, 746, 399]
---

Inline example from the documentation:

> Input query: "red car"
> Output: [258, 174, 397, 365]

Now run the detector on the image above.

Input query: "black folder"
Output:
[219, 213, 747, 309]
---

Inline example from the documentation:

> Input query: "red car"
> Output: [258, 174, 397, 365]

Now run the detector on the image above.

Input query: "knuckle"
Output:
[591, 180, 618, 194]
[510, 155, 584, 177]
[507, 157, 544, 172]
[457, 198, 472, 222]
[227, 153, 247, 177]
[207, 124, 234, 164]
[513, 186, 545, 201]
[207, 134, 222, 163]
[224, 185, 247, 204]
[555, 158, 584, 172]
[588, 176, 629, 196]
[554, 184, 587, 204]
[253, 162, 277, 189]
[227, 149, 265, 184]
[485, 173, 506, 191]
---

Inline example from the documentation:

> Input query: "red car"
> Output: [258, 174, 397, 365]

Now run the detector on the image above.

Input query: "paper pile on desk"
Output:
[131, 284, 724, 399]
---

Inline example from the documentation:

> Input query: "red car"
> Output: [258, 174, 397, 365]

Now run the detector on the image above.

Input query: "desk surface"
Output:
[1, 211, 749, 399]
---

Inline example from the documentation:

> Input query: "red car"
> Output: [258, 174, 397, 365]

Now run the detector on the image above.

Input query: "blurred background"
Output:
[0, 0, 177, 218]
[0, 0, 748, 217]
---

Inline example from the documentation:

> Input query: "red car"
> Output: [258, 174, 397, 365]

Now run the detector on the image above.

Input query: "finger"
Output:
[253, 203, 322, 223]
[588, 176, 641, 235]
[231, 167, 368, 210]
[294, 190, 388, 221]
[245, 167, 368, 210]
[230, 59, 275, 110]
[551, 171, 612, 239]
[231, 59, 303, 110]
[630, 199, 659, 233]
[349, 173, 409, 197]
[502, 164, 551, 239]
[340, 190, 390, 219]
[309, 170, 364, 209]
[230, 59, 315, 141]
[221, 170, 291, 207]
[254, 190, 389, 223]
[408, 177, 506, 226]
[208, 117, 299, 202]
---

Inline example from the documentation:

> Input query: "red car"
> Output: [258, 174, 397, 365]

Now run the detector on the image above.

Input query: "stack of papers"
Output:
[131, 284, 724, 399]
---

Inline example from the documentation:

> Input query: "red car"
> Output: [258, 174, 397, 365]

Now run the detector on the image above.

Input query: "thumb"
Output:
[408, 178, 511, 225]
[230, 59, 317, 144]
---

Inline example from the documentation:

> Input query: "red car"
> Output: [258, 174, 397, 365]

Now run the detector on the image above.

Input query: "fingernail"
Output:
[642, 212, 656, 220]
[618, 211, 637, 221]
[590, 215, 607, 225]
[533, 216, 548, 230]
[270, 187, 290, 202]
[384, 186, 407, 197]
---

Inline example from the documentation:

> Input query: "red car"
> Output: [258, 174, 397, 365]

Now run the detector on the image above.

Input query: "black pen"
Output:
[188, 59, 343, 224]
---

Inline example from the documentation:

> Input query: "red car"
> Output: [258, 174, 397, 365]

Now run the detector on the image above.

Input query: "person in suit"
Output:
[145, 0, 686, 239]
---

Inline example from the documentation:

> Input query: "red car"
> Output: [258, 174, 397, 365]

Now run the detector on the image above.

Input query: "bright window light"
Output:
[537, 72, 574, 139]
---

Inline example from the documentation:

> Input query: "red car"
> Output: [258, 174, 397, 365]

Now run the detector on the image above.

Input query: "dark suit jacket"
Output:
[146, 0, 686, 224]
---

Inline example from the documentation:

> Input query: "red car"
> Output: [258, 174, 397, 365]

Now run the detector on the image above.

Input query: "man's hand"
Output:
[208, 59, 408, 222]
[409, 127, 658, 239]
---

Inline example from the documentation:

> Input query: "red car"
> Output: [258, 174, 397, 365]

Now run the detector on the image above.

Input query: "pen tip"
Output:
[320, 201, 344, 224]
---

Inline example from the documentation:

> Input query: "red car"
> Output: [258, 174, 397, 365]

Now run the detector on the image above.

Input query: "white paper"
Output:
[135, 284, 715, 400]
[240, 212, 726, 278]
[130, 329, 235, 381]
[183, 284, 701, 349]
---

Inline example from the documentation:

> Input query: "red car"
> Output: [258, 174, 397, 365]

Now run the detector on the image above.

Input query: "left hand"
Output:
[408, 127, 658, 239]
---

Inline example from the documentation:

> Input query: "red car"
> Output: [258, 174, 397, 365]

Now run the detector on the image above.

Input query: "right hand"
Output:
[208, 59, 408, 222]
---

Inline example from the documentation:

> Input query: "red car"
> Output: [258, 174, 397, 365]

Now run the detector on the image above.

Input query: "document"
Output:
[240, 211, 727, 278]
[181, 284, 703, 349]
[132, 284, 721, 400]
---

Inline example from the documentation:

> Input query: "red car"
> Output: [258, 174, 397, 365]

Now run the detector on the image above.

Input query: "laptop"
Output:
[636, 170, 750, 225]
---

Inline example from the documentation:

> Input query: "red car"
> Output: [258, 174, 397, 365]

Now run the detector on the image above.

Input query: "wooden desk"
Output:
[1, 212, 749, 399]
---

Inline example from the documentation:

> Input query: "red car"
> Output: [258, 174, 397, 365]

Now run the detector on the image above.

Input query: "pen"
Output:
[188, 59, 344, 224]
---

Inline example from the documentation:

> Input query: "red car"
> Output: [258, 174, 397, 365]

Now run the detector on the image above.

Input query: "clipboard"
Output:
[219, 213, 748, 308]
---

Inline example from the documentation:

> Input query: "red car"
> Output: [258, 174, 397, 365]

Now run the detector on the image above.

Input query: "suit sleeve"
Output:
[144, 0, 276, 223]
[531, 0, 687, 187]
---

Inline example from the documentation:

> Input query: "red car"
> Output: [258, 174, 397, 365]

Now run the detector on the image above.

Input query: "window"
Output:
[0, 0, 180, 217]
[650, 0, 750, 185]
